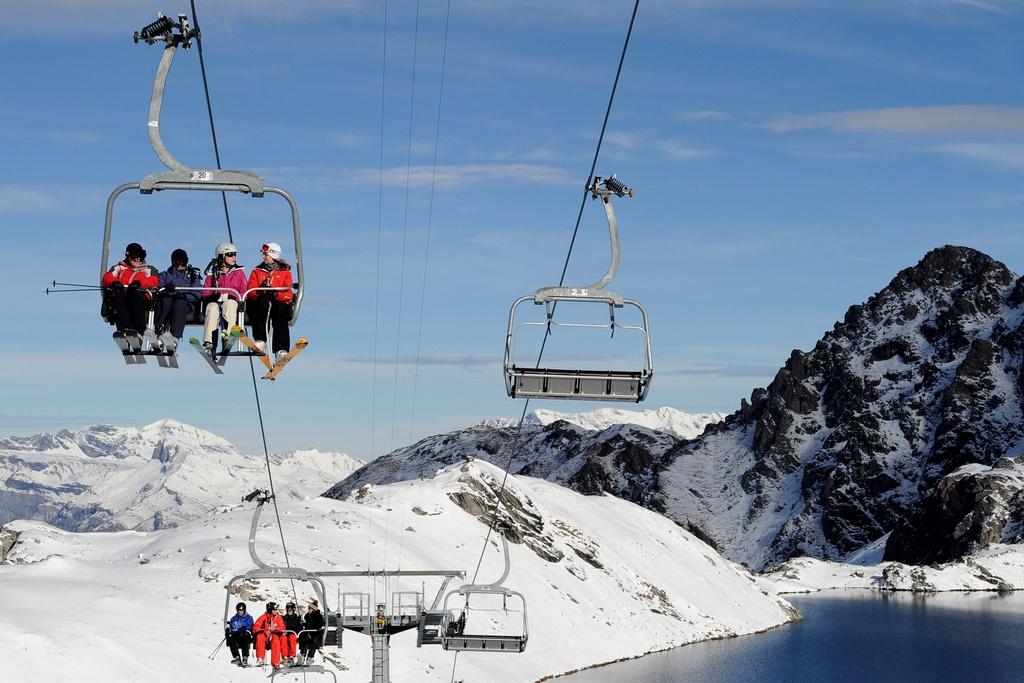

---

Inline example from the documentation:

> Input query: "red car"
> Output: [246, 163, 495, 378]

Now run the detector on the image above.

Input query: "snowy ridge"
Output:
[0, 460, 795, 682]
[526, 407, 727, 440]
[327, 408, 725, 507]
[0, 420, 362, 531]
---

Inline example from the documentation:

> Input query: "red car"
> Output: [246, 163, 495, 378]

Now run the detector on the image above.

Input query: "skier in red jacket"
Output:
[101, 242, 159, 341]
[246, 242, 294, 363]
[252, 601, 286, 669]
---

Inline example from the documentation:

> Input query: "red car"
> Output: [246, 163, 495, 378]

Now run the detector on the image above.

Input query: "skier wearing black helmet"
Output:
[101, 242, 159, 346]
[281, 602, 303, 665]
[226, 601, 254, 667]
[154, 248, 202, 352]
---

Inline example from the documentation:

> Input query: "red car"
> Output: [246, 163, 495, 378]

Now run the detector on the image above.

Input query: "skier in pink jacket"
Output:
[201, 241, 248, 352]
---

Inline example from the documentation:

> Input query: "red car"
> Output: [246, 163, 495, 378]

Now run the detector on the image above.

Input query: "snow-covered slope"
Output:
[0, 460, 795, 682]
[325, 407, 724, 508]
[760, 545, 1024, 594]
[0, 420, 362, 531]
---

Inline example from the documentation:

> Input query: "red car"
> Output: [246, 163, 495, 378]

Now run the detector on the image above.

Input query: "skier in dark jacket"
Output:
[226, 601, 255, 667]
[298, 598, 325, 665]
[154, 248, 202, 352]
[281, 602, 303, 665]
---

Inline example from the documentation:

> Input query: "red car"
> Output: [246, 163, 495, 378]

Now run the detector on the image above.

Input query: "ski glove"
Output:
[163, 283, 176, 294]
[110, 282, 125, 290]
[128, 281, 141, 289]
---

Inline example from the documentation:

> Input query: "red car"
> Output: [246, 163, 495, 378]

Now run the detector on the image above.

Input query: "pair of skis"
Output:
[112, 332, 179, 369]
[188, 326, 308, 380]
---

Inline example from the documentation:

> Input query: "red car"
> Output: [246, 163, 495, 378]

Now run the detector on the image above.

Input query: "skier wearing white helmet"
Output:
[200, 241, 247, 352]
[246, 241, 294, 362]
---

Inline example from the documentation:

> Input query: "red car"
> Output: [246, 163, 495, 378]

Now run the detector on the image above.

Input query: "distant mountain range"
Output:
[0, 419, 362, 531]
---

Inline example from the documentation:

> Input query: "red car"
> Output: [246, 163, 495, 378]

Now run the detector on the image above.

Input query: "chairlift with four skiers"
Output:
[98, 13, 307, 379]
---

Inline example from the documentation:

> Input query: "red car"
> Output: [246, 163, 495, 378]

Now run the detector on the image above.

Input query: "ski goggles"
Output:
[223, 252, 237, 257]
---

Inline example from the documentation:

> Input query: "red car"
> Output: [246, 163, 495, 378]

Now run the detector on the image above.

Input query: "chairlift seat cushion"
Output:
[510, 366, 646, 402]
[442, 634, 527, 653]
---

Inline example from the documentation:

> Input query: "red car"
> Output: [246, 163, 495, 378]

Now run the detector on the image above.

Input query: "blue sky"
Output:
[5, 0, 1024, 457]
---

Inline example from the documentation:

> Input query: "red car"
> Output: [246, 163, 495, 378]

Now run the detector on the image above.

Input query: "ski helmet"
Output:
[285, 602, 296, 610]
[266, 601, 278, 613]
[236, 602, 247, 612]
[261, 242, 283, 260]
[171, 248, 188, 264]
[125, 243, 146, 260]
[215, 242, 237, 259]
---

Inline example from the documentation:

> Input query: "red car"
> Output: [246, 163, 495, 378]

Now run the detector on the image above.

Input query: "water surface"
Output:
[562, 591, 1024, 682]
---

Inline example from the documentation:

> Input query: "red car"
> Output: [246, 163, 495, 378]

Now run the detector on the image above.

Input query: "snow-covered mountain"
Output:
[660, 246, 1024, 569]
[325, 407, 724, 508]
[328, 247, 1024, 571]
[0, 459, 795, 682]
[0, 420, 362, 531]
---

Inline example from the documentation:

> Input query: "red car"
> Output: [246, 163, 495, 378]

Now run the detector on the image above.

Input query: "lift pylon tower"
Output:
[225, 491, 470, 683]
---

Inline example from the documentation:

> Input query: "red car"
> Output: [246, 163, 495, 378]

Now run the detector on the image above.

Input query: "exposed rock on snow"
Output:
[0, 460, 795, 682]
[885, 456, 1024, 564]
[0, 420, 362, 531]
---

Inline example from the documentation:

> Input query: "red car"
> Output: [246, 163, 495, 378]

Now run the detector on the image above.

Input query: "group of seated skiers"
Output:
[226, 600, 326, 669]
[102, 240, 295, 361]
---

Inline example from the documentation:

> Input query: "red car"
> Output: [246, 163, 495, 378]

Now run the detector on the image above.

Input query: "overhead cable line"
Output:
[451, 1, 641, 679]
[189, 0, 233, 243]
[368, 0, 392, 612]
[189, 0, 295, 598]
[398, 0, 453, 574]
[384, 0, 423, 578]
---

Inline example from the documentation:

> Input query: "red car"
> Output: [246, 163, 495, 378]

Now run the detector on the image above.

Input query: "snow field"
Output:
[2, 460, 795, 682]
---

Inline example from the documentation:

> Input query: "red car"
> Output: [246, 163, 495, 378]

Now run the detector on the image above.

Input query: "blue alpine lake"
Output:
[560, 591, 1024, 682]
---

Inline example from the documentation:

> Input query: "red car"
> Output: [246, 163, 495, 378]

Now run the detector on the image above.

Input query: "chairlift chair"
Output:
[439, 525, 528, 653]
[504, 175, 653, 402]
[100, 13, 305, 362]
[223, 490, 336, 664]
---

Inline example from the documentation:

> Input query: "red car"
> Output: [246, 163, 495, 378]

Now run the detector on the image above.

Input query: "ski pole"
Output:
[208, 634, 226, 660]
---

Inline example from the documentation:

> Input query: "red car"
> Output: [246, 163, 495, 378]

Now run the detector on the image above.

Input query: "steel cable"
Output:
[190, 0, 295, 599]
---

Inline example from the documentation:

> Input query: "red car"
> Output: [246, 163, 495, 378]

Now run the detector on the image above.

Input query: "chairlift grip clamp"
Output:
[589, 175, 634, 200]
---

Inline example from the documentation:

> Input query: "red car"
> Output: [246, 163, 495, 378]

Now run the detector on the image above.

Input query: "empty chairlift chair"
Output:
[504, 175, 653, 402]
[440, 524, 528, 653]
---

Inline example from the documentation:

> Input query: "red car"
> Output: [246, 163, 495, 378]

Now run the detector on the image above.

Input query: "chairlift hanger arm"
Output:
[534, 174, 633, 303]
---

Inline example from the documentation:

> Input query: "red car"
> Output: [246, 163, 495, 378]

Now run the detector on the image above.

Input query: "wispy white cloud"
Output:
[660, 362, 779, 378]
[351, 164, 573, 189]
[929, 142, 1024, 167]
[0, 127, 108, 146]
[0, 187, 57, 213]
[758, 106, 1024, 135]
[661, 141, 720, 160]
[0, 186, 104, 214]
[678, 110, 732, 121]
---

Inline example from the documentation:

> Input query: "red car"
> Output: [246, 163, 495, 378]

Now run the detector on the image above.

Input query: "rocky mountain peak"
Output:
[659, 245, 1024, 569]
